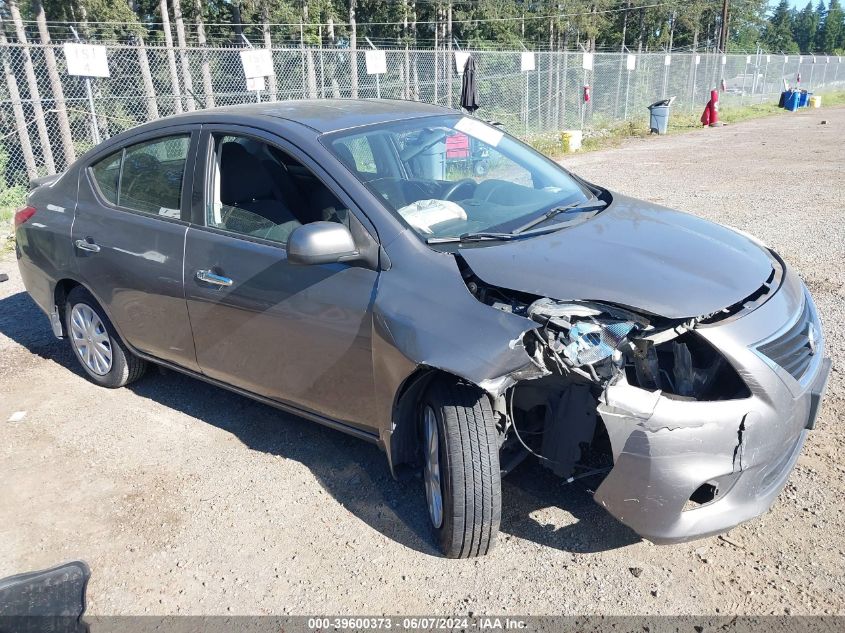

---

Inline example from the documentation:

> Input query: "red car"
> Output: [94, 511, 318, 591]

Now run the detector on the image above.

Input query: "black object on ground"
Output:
[0, 561, 90, 632]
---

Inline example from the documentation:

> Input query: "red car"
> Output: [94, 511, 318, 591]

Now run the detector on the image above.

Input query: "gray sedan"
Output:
[14, 99, 831, 558]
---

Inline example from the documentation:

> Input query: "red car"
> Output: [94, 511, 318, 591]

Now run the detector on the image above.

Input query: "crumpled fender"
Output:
[370, 232, 547, 462]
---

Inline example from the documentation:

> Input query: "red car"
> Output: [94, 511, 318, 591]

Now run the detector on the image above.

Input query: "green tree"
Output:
[764, 0, 799, 51]
[793, 1, 820, 51]
[819, 0, 844, 49]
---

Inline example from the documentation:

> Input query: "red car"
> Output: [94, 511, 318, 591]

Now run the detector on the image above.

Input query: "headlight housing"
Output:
[526, 298, 646, 379]
[525, 298, 750, 400]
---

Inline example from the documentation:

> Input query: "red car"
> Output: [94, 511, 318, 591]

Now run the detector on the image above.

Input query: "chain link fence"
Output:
[2, 42, 844, 195]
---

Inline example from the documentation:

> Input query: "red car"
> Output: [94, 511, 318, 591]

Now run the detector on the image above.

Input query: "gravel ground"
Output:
[1, 107, 844, 616]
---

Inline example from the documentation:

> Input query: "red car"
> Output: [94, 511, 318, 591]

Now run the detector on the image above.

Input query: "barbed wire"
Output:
[11, 1, 715, 29]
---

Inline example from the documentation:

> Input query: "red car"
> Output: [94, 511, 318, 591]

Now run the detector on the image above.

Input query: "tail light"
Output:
[14, 205, 36, 227]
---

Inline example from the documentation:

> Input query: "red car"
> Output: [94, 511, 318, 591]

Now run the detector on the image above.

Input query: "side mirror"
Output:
[287, 221, 360, 266]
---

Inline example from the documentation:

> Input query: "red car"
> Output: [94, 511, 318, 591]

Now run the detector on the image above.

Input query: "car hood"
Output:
[458, 193, 774, 319]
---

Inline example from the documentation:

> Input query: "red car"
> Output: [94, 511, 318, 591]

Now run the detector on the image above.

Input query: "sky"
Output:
[769, 0, 822, 8]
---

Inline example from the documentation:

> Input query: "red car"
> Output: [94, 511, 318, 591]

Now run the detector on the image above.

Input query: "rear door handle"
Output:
[195, 269, 233, 287]
[74, 238, 101, 253]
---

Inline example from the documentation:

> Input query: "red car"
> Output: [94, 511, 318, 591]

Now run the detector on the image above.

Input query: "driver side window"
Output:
[206, 134, 350, 246]
[89, 134, 190, 219]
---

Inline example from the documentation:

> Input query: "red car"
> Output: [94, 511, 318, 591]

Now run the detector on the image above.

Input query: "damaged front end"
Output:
[462, 258, 830, 543]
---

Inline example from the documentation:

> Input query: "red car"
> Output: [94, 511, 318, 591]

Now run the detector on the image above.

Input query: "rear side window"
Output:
[89, 134, 190, 219]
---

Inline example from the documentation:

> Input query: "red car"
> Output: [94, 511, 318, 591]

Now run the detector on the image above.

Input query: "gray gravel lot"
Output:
[1, 106, 843, 616]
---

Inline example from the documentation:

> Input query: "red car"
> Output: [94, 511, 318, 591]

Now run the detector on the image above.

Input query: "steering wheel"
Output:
[442, 178, 477, 201]
[368, 177, 429, 207]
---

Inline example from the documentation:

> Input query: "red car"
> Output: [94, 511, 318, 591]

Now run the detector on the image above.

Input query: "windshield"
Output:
[324, 115, 593, 241]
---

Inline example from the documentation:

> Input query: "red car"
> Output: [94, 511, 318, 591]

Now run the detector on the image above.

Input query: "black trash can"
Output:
[648, 97, 675, 135]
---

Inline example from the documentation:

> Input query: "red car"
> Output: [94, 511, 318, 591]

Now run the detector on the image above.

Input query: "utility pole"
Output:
[719, 0, 729, 53]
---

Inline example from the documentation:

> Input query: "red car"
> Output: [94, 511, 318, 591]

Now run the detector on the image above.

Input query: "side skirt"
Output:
[131, 350, 381, 446]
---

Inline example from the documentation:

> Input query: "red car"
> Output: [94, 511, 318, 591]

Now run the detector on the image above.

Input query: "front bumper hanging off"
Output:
[592, 269, 832, 544]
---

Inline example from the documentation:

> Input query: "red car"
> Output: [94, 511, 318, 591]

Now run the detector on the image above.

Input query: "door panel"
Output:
[184, 227, 379, 431]
[71, 129, 199, 371]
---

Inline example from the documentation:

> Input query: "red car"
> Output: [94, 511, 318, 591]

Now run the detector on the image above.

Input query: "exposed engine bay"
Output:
[458, 258, 754, 484]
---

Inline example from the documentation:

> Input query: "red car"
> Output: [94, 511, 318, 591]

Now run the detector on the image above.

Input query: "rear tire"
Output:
[65, 286, 147, 388]
[421, 378, 501, 558]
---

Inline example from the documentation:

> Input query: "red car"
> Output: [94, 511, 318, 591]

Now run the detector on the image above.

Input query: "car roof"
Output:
[144, 99, 453, 135]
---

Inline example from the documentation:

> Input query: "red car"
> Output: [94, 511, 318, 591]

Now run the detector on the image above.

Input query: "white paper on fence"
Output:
[626, 54, 636, 71]
[454, 117, 503, 148]
[63, 43, 110, 78]
[721, 55, 727, 65]
[365, 50, 387, 75]
[240, 49, 273, 79]
[520, 51, 536, 72]
[454, 51, 471, 74]
[664, 55, 671, 66]
[397, 199, 467, 234]
[246, 76, 266, 91]
[695, 55, 701, 65]
[582, 52, 594, 71]
[826, 56, 830, 63]
[784, 55, 789, 63]
[799, 55, 803, 63]
[766, 55, 771, 63]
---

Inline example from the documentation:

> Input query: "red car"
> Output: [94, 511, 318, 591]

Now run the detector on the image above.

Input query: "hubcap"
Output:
[70, 303, 112, 376]
[423, 406, 444, 529]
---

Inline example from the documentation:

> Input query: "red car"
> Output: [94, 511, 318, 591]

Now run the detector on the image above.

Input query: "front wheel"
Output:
[421, 379, 502, 558]
[65, 286, 147, 388]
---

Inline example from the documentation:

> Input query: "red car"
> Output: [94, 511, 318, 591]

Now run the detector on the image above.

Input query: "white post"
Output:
[69, 26, 101, 145]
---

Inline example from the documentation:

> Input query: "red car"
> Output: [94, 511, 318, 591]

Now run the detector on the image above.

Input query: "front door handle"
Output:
[74, 238, 101, 253]
[195, 269, 233, 287]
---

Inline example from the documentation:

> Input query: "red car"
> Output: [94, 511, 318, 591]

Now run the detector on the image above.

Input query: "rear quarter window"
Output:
[90, 152, 121, 205]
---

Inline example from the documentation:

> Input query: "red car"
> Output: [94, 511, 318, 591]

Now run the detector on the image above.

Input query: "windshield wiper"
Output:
[511, 198, 607, 234]
[426, 231, 516, 244]
[425, 198, 607, 244]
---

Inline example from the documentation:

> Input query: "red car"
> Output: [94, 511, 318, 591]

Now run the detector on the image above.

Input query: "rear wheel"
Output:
[421, 378, 501, 558]
[65, 286, 147, 388]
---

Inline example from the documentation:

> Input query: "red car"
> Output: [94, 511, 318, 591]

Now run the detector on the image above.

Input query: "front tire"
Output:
[65, 286, 147, 388]
[421, 379, 501, 558]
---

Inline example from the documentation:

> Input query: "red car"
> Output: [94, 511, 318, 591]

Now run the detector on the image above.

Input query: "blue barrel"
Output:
[785, 91, 800, 111]
[798, 90, 809, 107]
